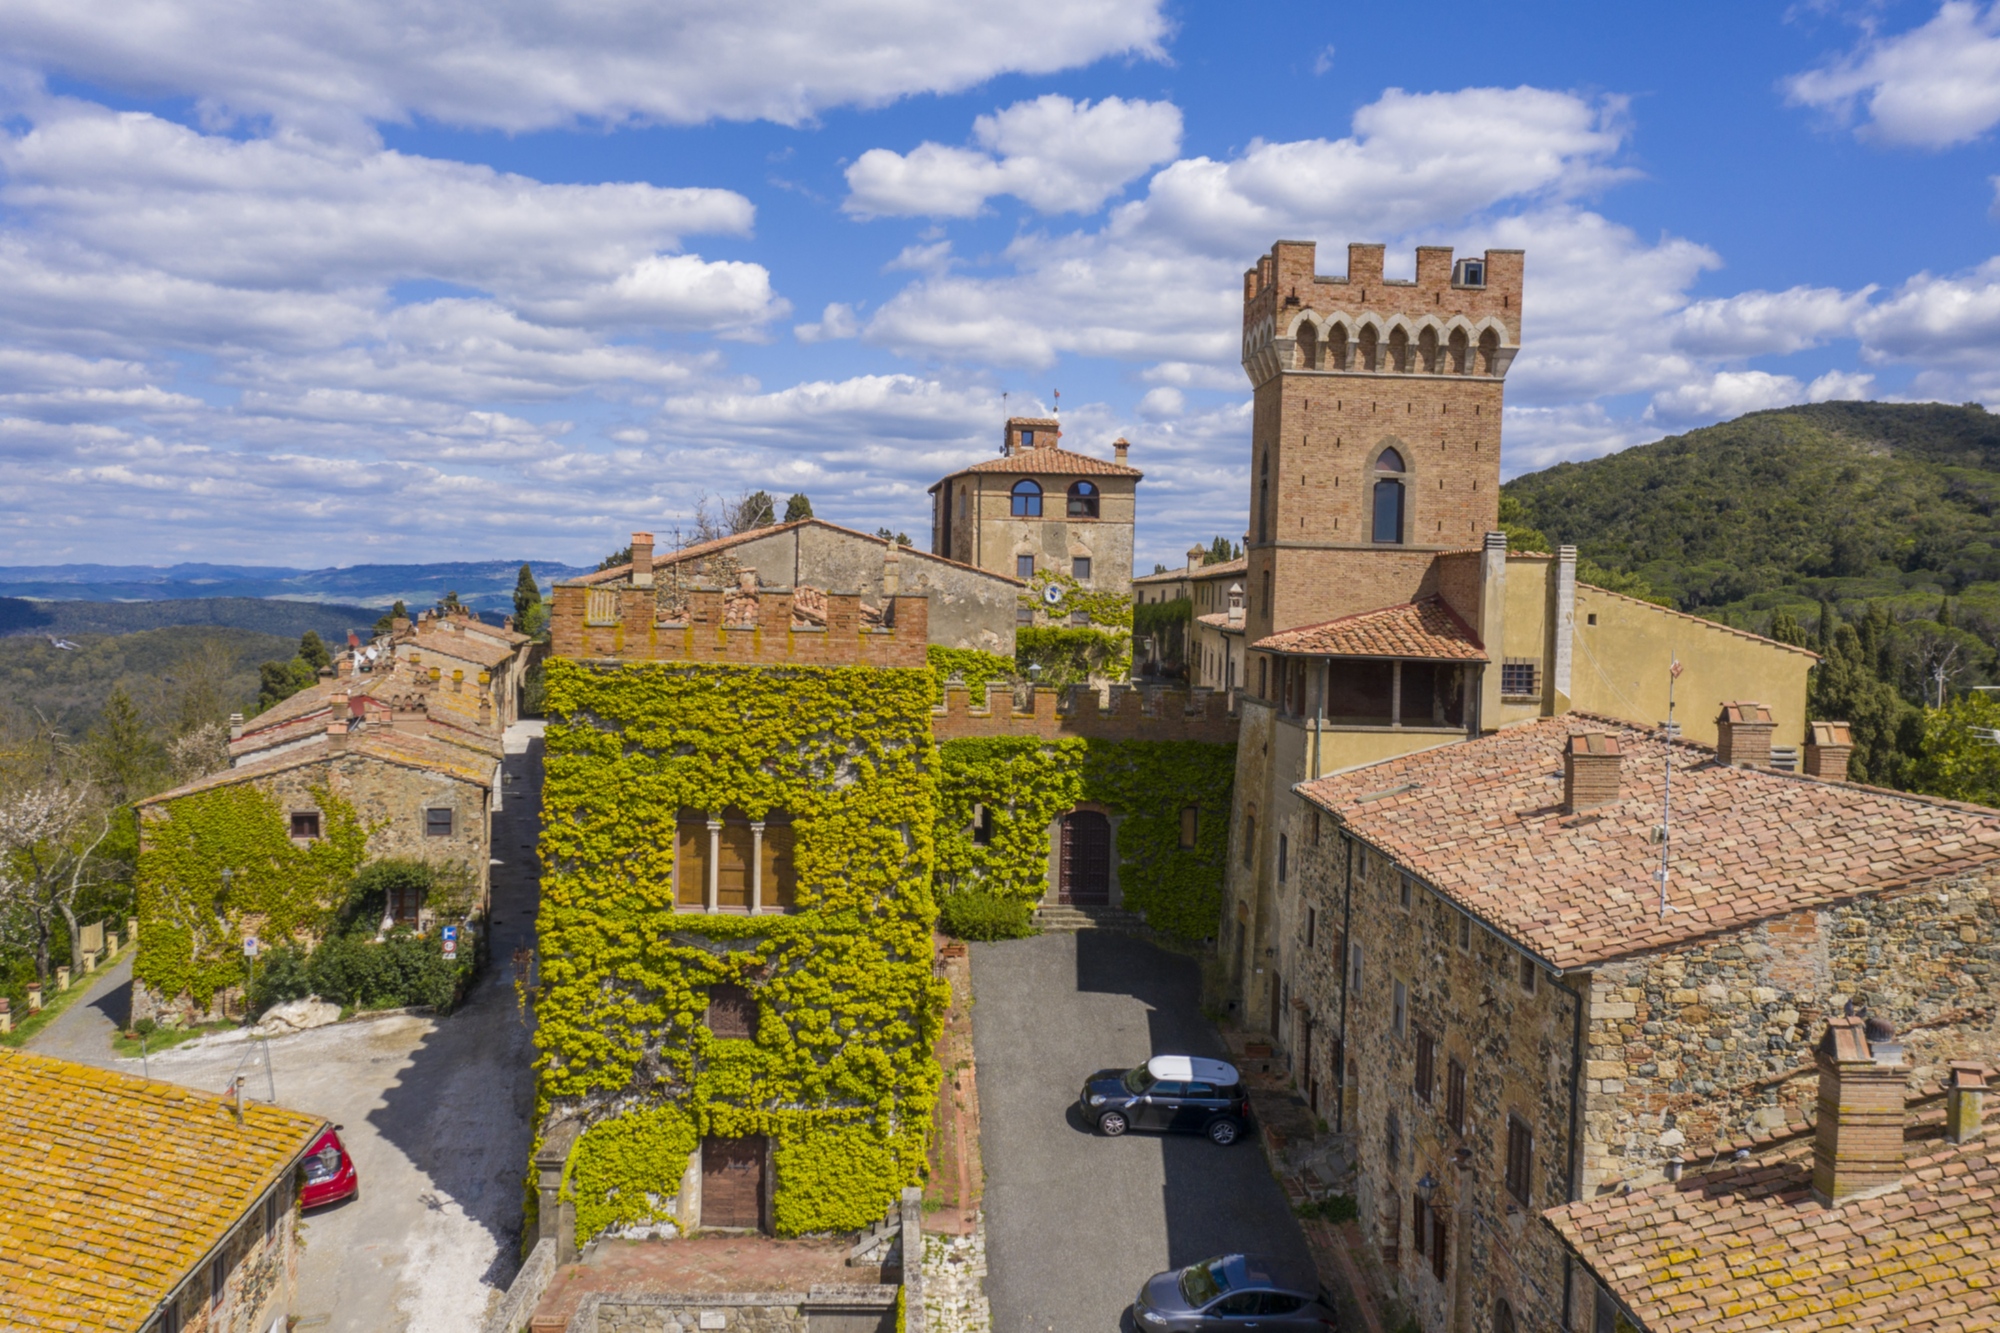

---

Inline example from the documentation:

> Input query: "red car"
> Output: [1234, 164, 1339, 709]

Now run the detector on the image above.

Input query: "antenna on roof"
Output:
[1053, 388, 1060, 416]
[1659, 656, 1687, 918]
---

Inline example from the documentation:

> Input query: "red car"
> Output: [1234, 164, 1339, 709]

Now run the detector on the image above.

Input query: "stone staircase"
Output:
[1033, 903, 1145, 933]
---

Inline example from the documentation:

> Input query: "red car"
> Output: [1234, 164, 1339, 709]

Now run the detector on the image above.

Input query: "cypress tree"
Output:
[514, 563, 541, 623]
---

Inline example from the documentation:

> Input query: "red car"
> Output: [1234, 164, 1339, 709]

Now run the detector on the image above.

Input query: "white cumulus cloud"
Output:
[1787, 2, 2000, 147]
[844, 95, 1185, 217]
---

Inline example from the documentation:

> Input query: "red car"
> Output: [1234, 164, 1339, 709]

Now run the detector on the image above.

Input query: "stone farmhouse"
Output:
[0, 1047, 325, 1333]
[929, 416, 1141, 627]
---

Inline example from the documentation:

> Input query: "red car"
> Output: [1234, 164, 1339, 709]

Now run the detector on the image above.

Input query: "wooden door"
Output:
[700, 1135, 765, 1229]
[1059, 811, 1111, 906]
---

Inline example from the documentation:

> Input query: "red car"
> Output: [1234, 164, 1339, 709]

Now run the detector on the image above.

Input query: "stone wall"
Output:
[1285, 829, 1582, 1333]
[1579, 869, 2000, 1190]
[551, 584, 930, 668]
[576, 1290, 897, 1333]
[155, 1174, 297, 1333]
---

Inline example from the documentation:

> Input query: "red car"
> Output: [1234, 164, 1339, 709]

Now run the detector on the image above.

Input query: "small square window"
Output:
[1017, 604, 1034, 625]
[1072, 556, 1092, 580]
[290, 812, 320, 839]
[1587, 613, 1598, 626]
[1016, 555, 1035, 580]
[1069, 609, 1090, 627]
[424, 807, 454, 837]
[1500, 659, 1539, 698]
[1392, 979, 1407, 1038]
[1179, 806, 1198, 848]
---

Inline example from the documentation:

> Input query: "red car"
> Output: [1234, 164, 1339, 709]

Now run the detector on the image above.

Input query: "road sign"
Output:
[442, 925, 459, 942]
[242, 937, 259, 958]
[442, 941, 457, 959]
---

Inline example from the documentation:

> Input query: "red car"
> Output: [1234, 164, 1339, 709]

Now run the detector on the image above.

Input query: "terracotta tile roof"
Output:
[0, 1049, 324, 1329]
[562, 519, 1022, 588]
[930, 445, 1142, 483]
[1253, 597, 1486, 661]
[1196, 612, 1245, 634]
[1545, 1128, 2000, 1331]
[1189, 557, 1248, 581]
[141, 723, 495, 805]
[1296, 713, 2000, 970]
[406, 626, 515, 669]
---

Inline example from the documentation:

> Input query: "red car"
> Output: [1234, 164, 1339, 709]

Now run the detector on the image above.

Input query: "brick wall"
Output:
[551, 583, 930, 668]
[930, 682, 1238, 744]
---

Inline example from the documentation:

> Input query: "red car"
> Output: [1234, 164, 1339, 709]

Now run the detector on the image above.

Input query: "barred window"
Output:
[1446, 1058, 1466, 1134]
[1506, 1115, 1534, 1205]
[1500, 658, 1540, 698]
[1414, 1030, 1435, 1102]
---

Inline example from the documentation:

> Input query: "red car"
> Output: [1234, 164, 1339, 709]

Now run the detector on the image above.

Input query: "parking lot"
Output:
[970, 930, 1313, 1333]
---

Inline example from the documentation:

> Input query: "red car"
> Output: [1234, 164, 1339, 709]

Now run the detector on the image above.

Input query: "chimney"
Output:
[392, 615, 410, 633]
[335, 653, 354, 679]
[228, 712, 244, 742]
[1187, 543, 1205, 574]
[882, 544, 901, 597]
[1562, 732, 1622, 813]
[1226, 582, 1245, 629]
[1811, 1014, 1908, 1203]
[738, 568, 758, 595]
[1715, 701, 1775, 769]
[504, 615, 514, 631]
[480, 694, 493, 727]
[1805, 721, 1854, 780]
[1114, 437, 1130, 466]
[330, 692, 349, 723]
[325, 721, 348, 753]
[452, 669, 464, 693]
[631, 532, 655, 589]
[1947, 1063, 1989, 1144]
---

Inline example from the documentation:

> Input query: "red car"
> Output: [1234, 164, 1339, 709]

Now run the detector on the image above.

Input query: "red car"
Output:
[299, 1126, 359, 1208]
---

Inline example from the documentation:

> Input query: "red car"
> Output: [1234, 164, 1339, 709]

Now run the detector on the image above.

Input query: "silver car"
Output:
[1131, 1253, 1337, 1331]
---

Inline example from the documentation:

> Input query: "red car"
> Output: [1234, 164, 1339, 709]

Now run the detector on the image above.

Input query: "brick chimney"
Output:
[1715, 701, 1775, 769]
[1562, 732, 1622, 813]
[1805, 721, 1854, 780]
[1811, 1014, 1908, 1204]
[631, 532, 655, 589]
[325, 721, 348, 753]
[335, 653, 354, 679]
[1114, 437, 1130, 466]
[330, 692, 349, 723]
[1947, 1062, 1989, 1144]
[882, 544, 901, 597]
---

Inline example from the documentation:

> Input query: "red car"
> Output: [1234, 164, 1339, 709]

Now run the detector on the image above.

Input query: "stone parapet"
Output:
[551, 583, 929, 669]
[930, 681, 1238, 744]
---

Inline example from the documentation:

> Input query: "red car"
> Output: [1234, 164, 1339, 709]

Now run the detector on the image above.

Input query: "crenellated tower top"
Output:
[1241, 240, 1523, 388]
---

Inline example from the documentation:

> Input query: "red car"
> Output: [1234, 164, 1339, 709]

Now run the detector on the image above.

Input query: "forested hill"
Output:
[1502, 401, 2000, 620]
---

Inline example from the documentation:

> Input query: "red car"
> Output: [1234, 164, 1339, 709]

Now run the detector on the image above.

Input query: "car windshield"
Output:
[1179, 1256, 1238, 1307]
[1122, 1065, 1158, 1095]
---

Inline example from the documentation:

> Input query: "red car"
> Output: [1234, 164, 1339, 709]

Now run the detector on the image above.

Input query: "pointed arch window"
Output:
[1372, 449, 1407, 545]
[1010, 479, 1043, 517]
[1448, 327, 1470, 375]
[1066, 480, 1099, 518]
[1328, 322, 1349, 371]
[1297, 321, 1318, 370]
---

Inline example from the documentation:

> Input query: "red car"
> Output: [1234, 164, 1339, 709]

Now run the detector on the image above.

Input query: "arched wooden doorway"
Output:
[1059, 810, 1111, 906]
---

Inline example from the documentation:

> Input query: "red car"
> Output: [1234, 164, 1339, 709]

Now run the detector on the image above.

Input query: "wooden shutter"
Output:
[676, 818, 708, 908]
[1430, 1211, 1447, 1280]
[705, 983, 757, 1040]
[1507, 1117, 1533, 1205]
[717, 819, 753, 910]
[760, 819, 796, 912]
[1446, 1059, 1466, 1134]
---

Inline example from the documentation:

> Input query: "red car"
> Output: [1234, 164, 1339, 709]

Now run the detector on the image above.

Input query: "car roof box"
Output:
[1148, 1054, 1239, 1085]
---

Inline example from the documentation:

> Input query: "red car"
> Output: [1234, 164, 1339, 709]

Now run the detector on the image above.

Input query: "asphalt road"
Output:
[971, 930, 1314, 1333]
[42, 721, 546, 1332]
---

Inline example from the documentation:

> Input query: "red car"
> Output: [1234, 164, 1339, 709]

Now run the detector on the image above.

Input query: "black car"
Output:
[1078, 1054, 1250, 1144]
[1132, 1253, 1337, 1331]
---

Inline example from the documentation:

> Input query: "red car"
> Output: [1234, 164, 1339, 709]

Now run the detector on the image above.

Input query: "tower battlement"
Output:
[1242, 240, 1523, 388]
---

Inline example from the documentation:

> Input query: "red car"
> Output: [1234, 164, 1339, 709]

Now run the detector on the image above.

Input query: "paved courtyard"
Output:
[971, 930, 1313, 1333]
[34, 720, 546, 1332]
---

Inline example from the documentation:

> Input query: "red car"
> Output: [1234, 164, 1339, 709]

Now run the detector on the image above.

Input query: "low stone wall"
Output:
[568, 1288, 899, 1333]
[483, 1238, 558, 1333]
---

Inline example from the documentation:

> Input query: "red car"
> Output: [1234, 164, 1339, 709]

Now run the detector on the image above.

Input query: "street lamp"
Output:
[1415, 1172, 1438, 1205]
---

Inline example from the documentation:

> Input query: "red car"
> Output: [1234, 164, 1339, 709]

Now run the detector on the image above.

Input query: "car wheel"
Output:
[1206, 1117, 1241, 1145]
[1099, 1110, 1129, 1137]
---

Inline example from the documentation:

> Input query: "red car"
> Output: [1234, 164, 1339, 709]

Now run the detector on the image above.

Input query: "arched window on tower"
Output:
[1388, 327, 1410, 373]
[1479, 328, 1500, 376]
[1448, 327, 1470, 375]
[1372, 449, 1406, 545]
[1418, 326, 1440, 373]
[1328, 322, 1349, 371]
[1358, 325, 1379, 372]
[1011, 479, 1043, 517]
[1067, 480, 1099, 518]
[1296, 322, 1318, 370]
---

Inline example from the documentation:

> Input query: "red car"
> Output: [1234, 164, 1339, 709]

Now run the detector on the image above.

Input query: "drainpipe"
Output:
[1335, 828, 1354, 1134]
[1559, 976, 1586, 1331]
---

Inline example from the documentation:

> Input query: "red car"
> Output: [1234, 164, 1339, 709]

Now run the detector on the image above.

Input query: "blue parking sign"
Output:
[442, 925, 458, 942]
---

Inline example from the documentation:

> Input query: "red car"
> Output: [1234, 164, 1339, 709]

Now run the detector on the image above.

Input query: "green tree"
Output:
[439, 590, 464, 613]
[783, 493, 814, 522]
[513, 563, 541, 624]
[1205, 535, 1242, 565]
[297, 630, 331, 673]
[1766, 609, 1811, 649]
[1497, 493, 1550, 553]
[1908, 693, 2000, 808]
[373, 600, 408, 636]
[257, 658, 317, 712]
[85, 686, 162, 804]
[1811, 623, 1921, 786]
[876, 528, 912, 546]
[597, 544, 633, 572]
[1576, 558, 1669, 606]
[735, 491, 777, 529]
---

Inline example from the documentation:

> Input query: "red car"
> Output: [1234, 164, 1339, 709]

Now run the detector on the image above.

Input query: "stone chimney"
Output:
[1114, 437, 1130, 466]
[882, 544, 901, 597]
[1805, 721, 1854, 780]
[1562, 732, 1622, 813]
[228, 712, 244, 742]
[737, 569, 758, 595]
[392, 615, 410, 634]
[1811, 1014, 1908, 1204]
[1226, 583, 1245, 629]
[479, 693, 493, 727]
[1715, 701, 1775, 769]
[335, 653, 354, 679]
[631, 532, 655, 589]
[330, 692, 349, 723]
[452, 669, 464, 694]
[1947, 1062, 1989, 1144]
[325, 721, 348, 753]
[1187, 544, 1205, 574]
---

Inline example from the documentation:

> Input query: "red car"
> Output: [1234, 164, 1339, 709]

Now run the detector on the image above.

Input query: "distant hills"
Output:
[1502, 401, 2000, 630]
[0, 558, 593, 616]
[0, 596, 385, 641]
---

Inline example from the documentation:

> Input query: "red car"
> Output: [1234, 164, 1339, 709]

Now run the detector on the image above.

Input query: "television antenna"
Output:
[1658, 657, 1687, 918]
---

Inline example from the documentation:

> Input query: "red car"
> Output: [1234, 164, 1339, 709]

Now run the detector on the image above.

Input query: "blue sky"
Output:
[3, 0, 2000, 571]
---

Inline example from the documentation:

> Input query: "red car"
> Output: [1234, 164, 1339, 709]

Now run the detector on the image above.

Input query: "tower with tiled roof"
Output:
[927, 416, 1142, 625]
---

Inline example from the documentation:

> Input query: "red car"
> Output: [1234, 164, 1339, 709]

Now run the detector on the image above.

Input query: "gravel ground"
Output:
[970, 930, 1314, 1333]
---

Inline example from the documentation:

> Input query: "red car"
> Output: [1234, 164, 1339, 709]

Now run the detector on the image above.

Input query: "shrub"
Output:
[1293, 1194, 1358, 1223]
[307, 928, 467, 1011]
[938, 890, 1034, 942]
[248, 944, 312, 1016]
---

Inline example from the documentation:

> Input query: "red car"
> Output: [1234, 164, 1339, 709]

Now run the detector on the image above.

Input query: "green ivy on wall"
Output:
[1020, 569, 1134, 631]
[135, 782, 371, 1008]
[1015, 628, 1132, 686]
[933, 737, 1234, 941]
[924, 645, 1016, 703]
[536, 658, 949, 1242]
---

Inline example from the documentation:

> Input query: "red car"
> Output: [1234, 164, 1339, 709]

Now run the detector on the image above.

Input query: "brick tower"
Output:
[1239, 240, 1522, 644]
